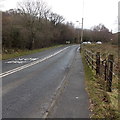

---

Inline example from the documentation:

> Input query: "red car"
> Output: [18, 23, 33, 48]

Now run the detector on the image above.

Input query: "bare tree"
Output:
[17, 0, 50, 19]
[17, 0, 50, 49]
[49, 12, 65, 25]
[91, 24, 110, 42]
[2, 0, 76, 51]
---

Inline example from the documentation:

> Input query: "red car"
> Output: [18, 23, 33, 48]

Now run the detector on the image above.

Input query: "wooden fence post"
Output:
[104, 60, 107, 81]
[92, 54, 94, 70]
[106, 55, 114, 92]
[96, 52, 100, 75]
[80, 44, 82, 53]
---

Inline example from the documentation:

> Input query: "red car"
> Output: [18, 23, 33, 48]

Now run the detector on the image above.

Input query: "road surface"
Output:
[2, 45, 90, 118]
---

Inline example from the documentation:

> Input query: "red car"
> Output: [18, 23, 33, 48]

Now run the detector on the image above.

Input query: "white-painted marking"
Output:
[1, 46, 70, 78]
[6, 61, 27, 64]
[76, 97, 79, 99]
[5, 58, 39, 64]
[77, 47, 80, 51]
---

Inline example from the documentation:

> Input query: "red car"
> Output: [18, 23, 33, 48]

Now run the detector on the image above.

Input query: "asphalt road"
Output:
[0, 45, 89, 118]
[2, 45, 90, 118]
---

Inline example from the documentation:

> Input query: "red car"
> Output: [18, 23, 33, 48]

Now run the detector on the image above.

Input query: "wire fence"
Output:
[84, 49, 118, 92]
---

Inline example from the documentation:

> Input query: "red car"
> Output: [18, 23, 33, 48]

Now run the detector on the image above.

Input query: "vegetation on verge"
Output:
[2, 45, 64, 60]
[81, 44, 119, 119]
[2, 0, 118, 55]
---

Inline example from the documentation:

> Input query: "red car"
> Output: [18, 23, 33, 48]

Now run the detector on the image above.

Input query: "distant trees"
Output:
[91, 24, 112, 42]
[49, 12, 65, 25]
[2, 0, 76, 51]
[81, 24, 112, 43]
[111, 32, 118, 45]
[2, 0, 114, 52]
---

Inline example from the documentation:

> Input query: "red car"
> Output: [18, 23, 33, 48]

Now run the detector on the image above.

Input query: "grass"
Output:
[83, 43, 118, 63]
[82, 43, 118, 88]
[2, 45, 64, 60]
[81, 43, 119, 119]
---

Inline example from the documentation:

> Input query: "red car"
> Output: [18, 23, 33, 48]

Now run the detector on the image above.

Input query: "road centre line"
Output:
[1, 46, 70, 78]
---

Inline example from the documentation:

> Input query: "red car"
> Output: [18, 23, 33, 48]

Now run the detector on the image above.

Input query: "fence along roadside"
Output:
[84, 49, 118, 92]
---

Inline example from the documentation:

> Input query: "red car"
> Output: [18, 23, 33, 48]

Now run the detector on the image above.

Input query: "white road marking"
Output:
[5, 58, 39, 64]
[77, 47, 80, 51]
[5, 61, 27, 64]
[1, 46, 70, 78]
[76, 97, 79, 99]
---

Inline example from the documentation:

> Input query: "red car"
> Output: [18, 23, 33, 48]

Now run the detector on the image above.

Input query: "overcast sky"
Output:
[0, 0, 119, 33]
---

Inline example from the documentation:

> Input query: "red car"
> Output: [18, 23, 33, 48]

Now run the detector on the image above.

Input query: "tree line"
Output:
[80, 24, 113, 43]
[2, 0, 115, 53]
[2, 0, 76, 51]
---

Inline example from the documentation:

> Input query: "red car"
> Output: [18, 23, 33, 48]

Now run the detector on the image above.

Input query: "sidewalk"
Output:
[48, 51, 90, 118]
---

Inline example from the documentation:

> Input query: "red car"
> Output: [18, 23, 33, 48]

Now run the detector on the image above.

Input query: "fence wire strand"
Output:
[84, 49, 118, 92]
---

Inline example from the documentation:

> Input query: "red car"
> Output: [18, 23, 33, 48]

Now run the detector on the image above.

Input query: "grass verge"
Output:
[2, 45, 64, 60]
[82, 52, 119, 119]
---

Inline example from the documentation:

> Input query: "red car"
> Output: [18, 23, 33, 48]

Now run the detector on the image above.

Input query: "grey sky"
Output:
[118, 1, 120, 32]
[1, 0, 119, 33]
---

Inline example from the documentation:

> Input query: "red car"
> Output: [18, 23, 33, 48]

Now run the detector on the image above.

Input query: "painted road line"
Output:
[1, 46, 70, 78]
[77, 47, 80, 52]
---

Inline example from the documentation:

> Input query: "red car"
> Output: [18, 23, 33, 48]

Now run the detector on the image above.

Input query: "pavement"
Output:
[48, 50, 90, 118]
[2, 45, 90, 118]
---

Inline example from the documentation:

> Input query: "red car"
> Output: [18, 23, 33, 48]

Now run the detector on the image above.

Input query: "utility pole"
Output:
[76, 0, 84, 52]
[78, 18, 83, 53]
[76, 21, 81, 44]
[81, 18, 84, 44]
[80, 0, 84, 52]
[77, 29, 80, 44]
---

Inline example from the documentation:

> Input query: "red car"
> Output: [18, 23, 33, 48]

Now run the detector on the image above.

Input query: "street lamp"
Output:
[76, 21, 81, 44]
[81, 18, 84, 44]
[76, 18, 84, 47]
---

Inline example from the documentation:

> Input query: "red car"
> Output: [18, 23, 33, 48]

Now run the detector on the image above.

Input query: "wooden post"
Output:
[84, 49, 86, 60]
[96, 52, 100, 75]
[79, 46, 81, 53]
[80, 44, 82, 53]
[106, 55, 114, 92]
[104, 60, 107, 81]
[92, 54, 94, 70]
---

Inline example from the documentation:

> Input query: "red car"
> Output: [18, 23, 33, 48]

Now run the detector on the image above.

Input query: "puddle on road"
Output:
[5, 58, 39, 64]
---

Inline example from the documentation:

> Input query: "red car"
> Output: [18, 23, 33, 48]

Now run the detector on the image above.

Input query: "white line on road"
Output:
[1, 46, 70, 78]
[77, 47, 80, 52]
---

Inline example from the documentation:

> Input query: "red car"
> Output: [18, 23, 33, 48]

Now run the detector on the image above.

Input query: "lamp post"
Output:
[76, 21, 80, 44]
[76, 21, 81, 45]
[80, 18, 84, 53]
[76, 18, 84, 52]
